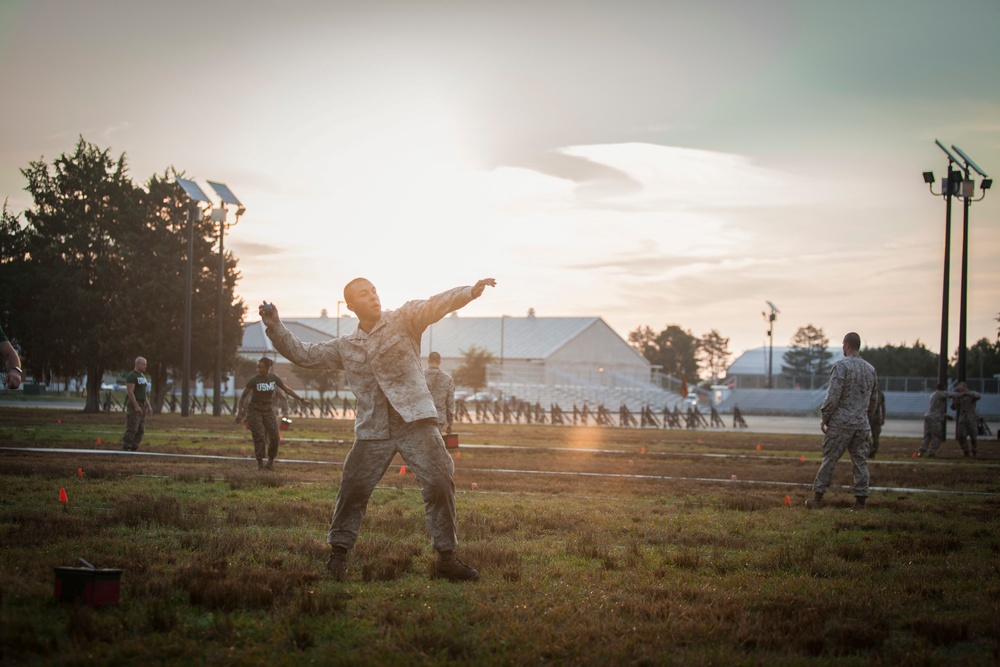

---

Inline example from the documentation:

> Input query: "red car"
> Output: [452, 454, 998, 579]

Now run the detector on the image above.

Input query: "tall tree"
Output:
[128, 171, 246, 412]
[628, 324, 700, 381]
[698, 329, 731, 384]
[861, 341, 939, 377]
[19, 138, 141, 411]
[453, 345, 494, 394]
[782, 324, 832, 379]
[963, 338, 1000, 380]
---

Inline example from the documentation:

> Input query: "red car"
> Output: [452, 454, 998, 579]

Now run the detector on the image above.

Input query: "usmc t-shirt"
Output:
[245, 373, 280, 410]
[125, 370, 149, 402]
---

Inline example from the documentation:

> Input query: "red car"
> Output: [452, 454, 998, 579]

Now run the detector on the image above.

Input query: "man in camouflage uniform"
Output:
[917, 383, 960, 458]
[424, 351, 455, 434]
[806, 332, 878, 510]
[953, 381, 982, 458]
[260, 277, 496, 582]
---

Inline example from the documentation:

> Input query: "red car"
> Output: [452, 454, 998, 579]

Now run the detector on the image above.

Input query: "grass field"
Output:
[1, 407, 999, 665]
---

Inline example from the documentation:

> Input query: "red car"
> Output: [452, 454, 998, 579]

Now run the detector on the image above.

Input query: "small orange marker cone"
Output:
[399, 465, 407, 475]
[57, 418, 62, 424]
[640, 447, 646, 454]
[471, 482, 478, 490]
[455, 451, 461, 458]
[912, 451, 918, 458]
[756, 443, 761, 451]
[77, 467, 83, 479]
[279, 433, 284, 440]
[59, 487, 68, 504]
[697, 438, 702, 444]
[800, 455, 806, 462]
[96, 437, 102, 445]
[784, 495, 791, 506]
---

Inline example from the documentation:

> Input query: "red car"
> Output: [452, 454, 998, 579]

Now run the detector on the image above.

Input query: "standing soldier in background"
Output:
[122, 356, 152, 451]
[917, 383, 960, 458]
[868, 387, 886, 459]
[235, 357, 309, 470]
[953, 381, 982, 458]
[424, 351, 455, 434]
[806, 332, 878, 510]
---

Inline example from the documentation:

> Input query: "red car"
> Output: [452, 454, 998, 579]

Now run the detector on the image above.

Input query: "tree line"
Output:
[628, 321, 1000, 385]
[0, 138, 246, 413]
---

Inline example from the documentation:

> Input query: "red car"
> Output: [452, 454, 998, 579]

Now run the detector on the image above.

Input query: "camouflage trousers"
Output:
[812, 426, 870, 498]
[955, 416, 977, 455]
[246, 407, 280, 462]
[122, 404, 145, 451]
[920, 416, 946, 456]
[328, 411, 457, 553]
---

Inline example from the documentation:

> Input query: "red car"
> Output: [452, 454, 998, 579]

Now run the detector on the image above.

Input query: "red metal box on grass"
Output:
[54, 566, 122, 606]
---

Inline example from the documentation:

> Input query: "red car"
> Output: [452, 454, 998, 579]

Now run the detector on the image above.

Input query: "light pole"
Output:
[174, 178, 213, 418]
[206, 182, 244, 417]
[924, 140, 990, 386]
[950, 145, 991, 383]
[762, 301, 779, 389]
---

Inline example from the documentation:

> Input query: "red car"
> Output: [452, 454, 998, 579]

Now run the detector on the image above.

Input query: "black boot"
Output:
[852, 496, 867, 511]
[326, 546, 348, 581]
[434, 551, 479, 582]
[805, 492, 824, 509]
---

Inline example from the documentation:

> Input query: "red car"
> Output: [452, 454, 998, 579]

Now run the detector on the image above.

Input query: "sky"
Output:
[2, 0, 999, 362]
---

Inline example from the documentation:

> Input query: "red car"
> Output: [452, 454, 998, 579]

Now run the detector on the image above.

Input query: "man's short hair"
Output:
[428, 351, 441, 363]
[843, 332, 861, 351]
[343, 277, 368, 303]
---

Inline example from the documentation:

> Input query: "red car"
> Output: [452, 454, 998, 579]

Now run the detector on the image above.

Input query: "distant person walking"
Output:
[953, 381, 982, 458]
[917, 383, 960, 458]
[0, 324, 23, 390]
[806, 333, 878, 510]
[235, 357, 309, 470]
[260, 276, 496, 582]
[868, 388, 886, 459]
[424, 351, 455, 434]
[122, 356, 152, 451]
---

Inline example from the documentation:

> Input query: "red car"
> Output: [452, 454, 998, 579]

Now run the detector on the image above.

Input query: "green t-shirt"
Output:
[125, 370, 149, 402]
[245, 373, 280, 410]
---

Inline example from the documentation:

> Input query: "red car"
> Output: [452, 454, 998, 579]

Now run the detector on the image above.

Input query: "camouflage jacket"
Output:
[266, 285, 478, 439]
[820, 355, 878, 430]
[423, 367, 455, 427]
[926, 390, 960, 420]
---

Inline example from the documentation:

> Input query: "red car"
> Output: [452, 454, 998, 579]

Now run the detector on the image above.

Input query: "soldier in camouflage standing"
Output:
[424, 351, 455, 434]
[953, 381, 982, 458]
[917, 383, 960, 458]
[260, 276, 496, 582]
[122, 356, 152, 451]
[806, 333, 878, 510]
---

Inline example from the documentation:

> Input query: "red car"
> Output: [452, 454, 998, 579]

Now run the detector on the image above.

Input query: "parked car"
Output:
[454, 391, 470, 403]
[471, 391, 495, 404]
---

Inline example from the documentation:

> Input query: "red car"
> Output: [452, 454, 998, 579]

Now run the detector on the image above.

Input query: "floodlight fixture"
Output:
[923, 171, 935, 184]
[175, 177, 212, 203]
[206, 181, 242, 207]
[981, 179, 992, 190]
[951, 145, 988, 178]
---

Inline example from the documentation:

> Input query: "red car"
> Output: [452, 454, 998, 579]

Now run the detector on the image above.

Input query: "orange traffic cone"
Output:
[800, 455, 806, 462]
[784, 495, 791, 507]
[756, 443, 761, 451]
[96, 437, 102, 445]
[640, 447, 646, 454]
[77, 467, 83, 480]
[399, 465, 407, 475]
[59, 487, 68, 504]
[455, 451, 461, 458]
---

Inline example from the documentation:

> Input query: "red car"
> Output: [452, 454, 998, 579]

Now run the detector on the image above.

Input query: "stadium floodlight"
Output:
[923, 171, 935, 184]
[982, 179, 992, 190]
[205, 181, 245, 417]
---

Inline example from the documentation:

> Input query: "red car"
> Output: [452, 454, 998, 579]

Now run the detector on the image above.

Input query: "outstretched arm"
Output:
[472, 278, 497, 298]
[276, 377, 310, 405]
